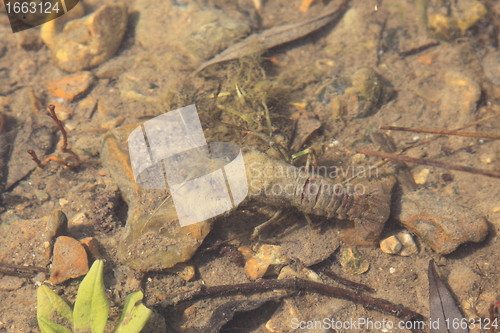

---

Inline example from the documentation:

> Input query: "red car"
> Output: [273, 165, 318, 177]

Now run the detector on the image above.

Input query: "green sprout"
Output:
[37, 260, 152, 333]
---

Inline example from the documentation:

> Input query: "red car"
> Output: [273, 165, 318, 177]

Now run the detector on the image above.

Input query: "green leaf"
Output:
[112, 291, 152, 333]
[73, 260, 109, 333]
[38, 317, 73, 333]
[37, 284, 73, 332]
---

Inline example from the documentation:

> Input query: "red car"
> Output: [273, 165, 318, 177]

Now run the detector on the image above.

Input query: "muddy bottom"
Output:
[1, 0, 500, 332]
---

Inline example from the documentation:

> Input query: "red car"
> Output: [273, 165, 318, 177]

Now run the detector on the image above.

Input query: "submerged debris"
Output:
[427, 1, 488, 41]
[319, 67, 395, 118]
[195, 0, 351, 73]
[101, 125, 212, 271]
[339, 247, 369, 275]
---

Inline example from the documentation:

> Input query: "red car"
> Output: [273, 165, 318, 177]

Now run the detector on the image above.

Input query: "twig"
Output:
[356, 149, 500, 179]
[0, 262, 48, 277]
[398, 41, 440, 57]
[27, 149, 45, 168]
[399, 110, 500, 152]
[0, 113, 6, 134]
[159, 278, 425, 332]
[47, 104, 67, 149]
[380, 126, 500, 140]
[28, 104, 81, 169]
[318, 268, 375, 293]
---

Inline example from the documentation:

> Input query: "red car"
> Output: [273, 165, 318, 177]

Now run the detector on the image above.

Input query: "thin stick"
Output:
[0, 113, 6, 134]
[400, 110, 500, 152]
[47, 104, 81, 165]
[380, 126, 500, 140]
[356, 149, 500, 179]
[28, 149, 44, 168]
[159, 278, 424, 332]
[398, 41, 440, 57]
[318, 268, 375, 293]
[47, 104, 68, 150]
[0, 262, 48, 277]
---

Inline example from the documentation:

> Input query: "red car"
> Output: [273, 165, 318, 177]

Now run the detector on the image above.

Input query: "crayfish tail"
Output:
[346, 177, 396, 244]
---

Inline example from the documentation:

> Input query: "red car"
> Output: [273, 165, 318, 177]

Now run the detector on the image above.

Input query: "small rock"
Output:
[34, 190, 50, 202]
[41, 3, 128, 72]
[245, 245, 288, 281]
[0, 276, 25, 291]
[46, 71, 95, 101]
[380, 235, 402, 255]
[80, 237, 102, 260]
[399, 191, 489, 254]
[49, 236, 89, 284]
[319, 67, 395, 118]
[397, 232, 418, 256]
[413, 168, 430, 185]
[101, 116, 125, 130]
[0, 210, 67, 267]
[339, 247, 369, 275]
[175, 265, 196, 282]
[69, 212, 87, 226]
[439, 71, 480, 146]
[59, 198, 69, 206]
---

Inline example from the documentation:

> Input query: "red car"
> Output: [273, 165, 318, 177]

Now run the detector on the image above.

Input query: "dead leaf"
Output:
[428, 260, 468, 333]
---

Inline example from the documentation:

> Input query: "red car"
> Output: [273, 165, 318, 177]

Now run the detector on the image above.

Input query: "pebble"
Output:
[175, 265, 196, 282]
[439, 71, 480, 146]
[41, 3, 128, 72]
[34, 190, 50, 202]
[380, 235, 402, 255]
[49, 236, 89, 285]
[101, 116, 125, 130]
[339, 247, 369, 275]
[320, 67, 395, 118]
[413, 168, 430, 185]
[59, 198, 69, 206]
[399, 191, 488, 254]
[69, 212, 87, 226]
[46, 71, 95, 101]
[0, 210, 67, 267]
[245, 245, 288, 281]
[79, 237, 102, 260]
[397, 232, 418, 256]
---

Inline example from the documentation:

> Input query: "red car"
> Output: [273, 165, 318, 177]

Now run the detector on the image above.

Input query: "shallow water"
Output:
[0, 0, 500, 332]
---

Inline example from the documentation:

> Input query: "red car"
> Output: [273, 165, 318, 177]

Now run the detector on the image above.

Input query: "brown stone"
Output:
[0, 210, 67, 267]
[46, 71, 94, 101]
[79, 237, 102, 260]
[399, 191, 489, 254]
[49, 236, 89, 284]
